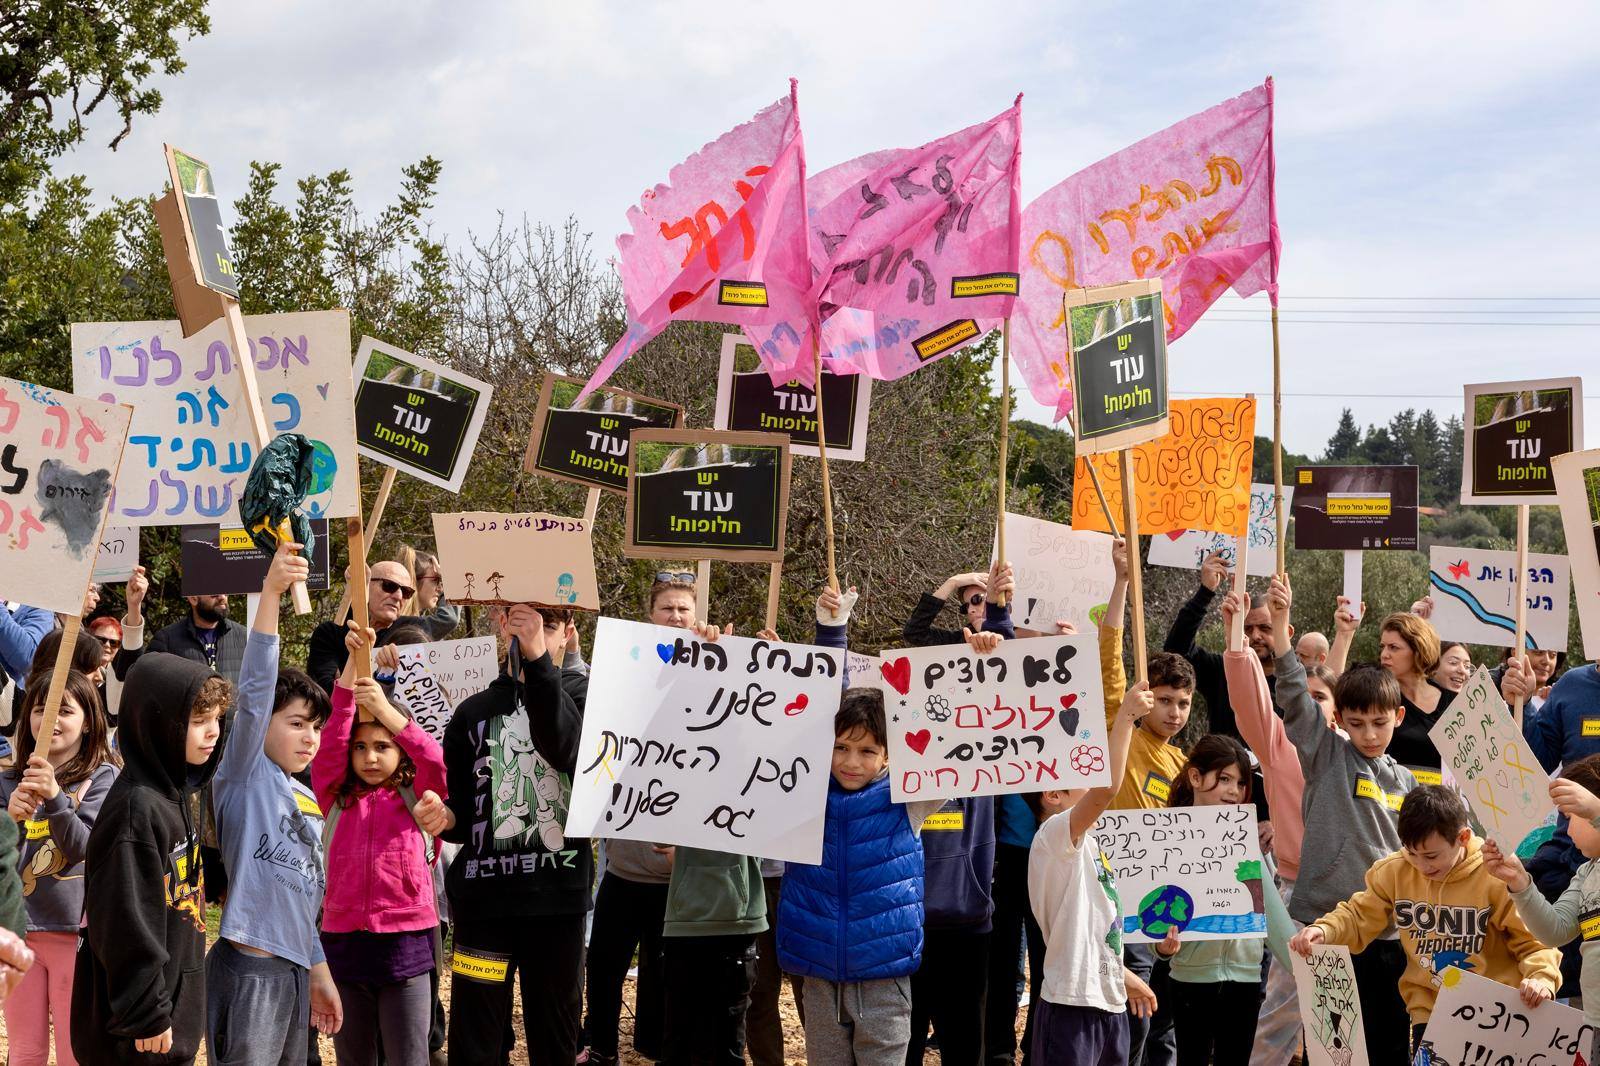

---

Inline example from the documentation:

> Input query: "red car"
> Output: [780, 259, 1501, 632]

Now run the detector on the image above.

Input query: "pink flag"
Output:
[580, 82, 810, 398]
[1013, 79, 1279, 421]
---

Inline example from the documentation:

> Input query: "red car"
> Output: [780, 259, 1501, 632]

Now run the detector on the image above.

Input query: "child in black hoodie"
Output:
[71, 651, 230, 1065]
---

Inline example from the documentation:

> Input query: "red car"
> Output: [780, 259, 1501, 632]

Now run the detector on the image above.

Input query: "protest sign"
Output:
[430, 512, 599, 609]
[1092, 804, 1266, 943]
[563, 618, 843, 863]
[1071, 398, 1256, 537]
[880, 633, 1110, 801]
[1427, 546, 1570, 651]
[1148, 483, 1292, 578]
[1462, 378, 1582, 506]
[391, 636, 498, 743]
[352, 337, 492, 492]
[1292, 465, 1419, 551]
[1553, 449, 1600, 661]
[844, 651, 881, 691]
[993, 514, 1116, 632]
[1417, 966, 1593, 1066]
[93, 526, 139, 583]
[1429, 665, 1556, 854]
[71, 309, 358, 526]
[525, 374, 684, 495]
[714, 333, 871, 461]
[0, 377, 132, 615]
[1291, 945, 1370, 1066]
[179, 521, 331, 596]
[1066, 280, 1170, 455]
[165, 146, 239, 299]
[625, 430, 792, 563]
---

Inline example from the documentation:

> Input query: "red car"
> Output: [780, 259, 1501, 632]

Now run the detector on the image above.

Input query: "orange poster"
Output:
[1071, 397, 1256, 537]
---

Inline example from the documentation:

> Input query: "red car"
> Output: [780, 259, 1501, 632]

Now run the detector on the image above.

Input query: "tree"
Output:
[1361, 425, 1402, 466]
[0, 0, 211, 204]
[1323, 408, 1361, 461]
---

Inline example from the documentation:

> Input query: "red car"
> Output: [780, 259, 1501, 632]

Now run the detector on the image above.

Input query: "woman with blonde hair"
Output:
[1377, 611, 1452, 783]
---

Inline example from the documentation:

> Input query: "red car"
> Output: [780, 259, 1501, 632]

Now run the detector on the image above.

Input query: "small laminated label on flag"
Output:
[717, 281, 769, 307]
[913, 319, 980, 361]
[950, 272, 1019, 298]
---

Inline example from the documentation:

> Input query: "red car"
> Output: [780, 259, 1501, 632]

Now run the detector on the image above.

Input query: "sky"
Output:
[55, 0, 1600, 456]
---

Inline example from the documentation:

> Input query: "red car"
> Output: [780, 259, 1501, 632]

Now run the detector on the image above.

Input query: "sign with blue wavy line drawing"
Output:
[1093, 804, 1264, 943]
[1426, 545, 1570, 652]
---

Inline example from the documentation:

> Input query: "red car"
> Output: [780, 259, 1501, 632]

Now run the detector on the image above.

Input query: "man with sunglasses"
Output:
[305, 560, 447, 694]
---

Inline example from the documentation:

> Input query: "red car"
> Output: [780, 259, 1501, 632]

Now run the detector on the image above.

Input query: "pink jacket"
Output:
[1223, 650, 1306, 882]
[313, 684, 448, 934]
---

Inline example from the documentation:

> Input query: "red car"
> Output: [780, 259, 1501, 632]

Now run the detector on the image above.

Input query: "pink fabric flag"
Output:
[1013, 79, 1279, 421]
[579, 82, 811, 399]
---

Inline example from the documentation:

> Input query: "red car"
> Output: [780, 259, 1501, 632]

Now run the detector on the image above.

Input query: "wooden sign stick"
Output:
[1228, 533, 1250, 652]
[347, 511, 375, 720]
[584, 487, 601, 524]
[810, 333, 840, 597]
[995, 320, 1012, 607]
[765, 562, 783, 632]
[695, 560, 711, 622]
[1271, 303, 1286, 577]
[1083, 459, 1122, 538]
[1121, 449, 1148, 684]
[16, 614, 83, 818]
[1513, 503, 1530, 725]
[332, 466, 400, 623]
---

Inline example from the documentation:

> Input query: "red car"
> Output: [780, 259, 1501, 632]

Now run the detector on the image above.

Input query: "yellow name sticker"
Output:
[1583, 719, 1600, 738]
[1142, 772, 1172, 803]
[950, 272, 1019, 298]
[1354, 777, 1405, 811]
[1581, 910, 1600, 942]
[717, 281, 769, 307]
[24, 819, 49, 841]
[913, 319, 980, 361]
[451, 949, 511, 983]
[1410, 769, 1444, 787]
[920, 811, 965, 832]
[295, 792, 324, 819]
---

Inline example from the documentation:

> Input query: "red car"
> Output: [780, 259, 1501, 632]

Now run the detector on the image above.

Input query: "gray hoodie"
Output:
[1509, 822, 1600, 1029]
[0, 761, 118, 931]
[1276, 652, 1416, 925]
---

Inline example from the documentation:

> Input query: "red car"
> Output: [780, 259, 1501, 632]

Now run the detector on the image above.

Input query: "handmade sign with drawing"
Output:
[0, 377, 132, 615]
[92, 525, 139, 583]
[1071, 397, 1256, 536]
[1292, 465, 1419, 551]
[625, 429, 792, 563]
[524, 373, 683, 494]
[1291, 944, 1370, 1066]
[879, 633, 1110, 801]
[1147, 484, 1292, 578]
[1553, 448, 1600, 661]
[391, 636, 498, 743]
[714, 332, 871, 461]
[1426, 546, 1570, 652]
[563, 618, 844, 864]
[352, 337, 492, 492]
[179, 521, 331, 596]
[71, 310, 358, 525]
[1428, 666, 1557, 855]
[1066, 280, 1170, 455]
[993, 513, 1116, 632]
[430, 512, 599, 609]
[1461, 377, 1582, 506]
[1416, 966, 1592, 1066]
[1092, 805, 1266, 944]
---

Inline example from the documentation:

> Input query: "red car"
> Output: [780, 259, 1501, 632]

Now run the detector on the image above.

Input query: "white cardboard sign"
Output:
[1417, 966, 1592, 1065]
[1427, 545, 1571, 652]
[1429, 665, 1557, 854]
[994, 513, 1116, 632]
[881, 633, 1110, 801]
[1291, 944, 1370, 1066]
[1554, 448, 1600, 661]
[392, 636, 498, 742]
[92, 525, 139, 583]
[1092, 804, 1266, 943]
[564, 618, 843, 864]
[70, 310, 358, 526]
[1147, 483, 1292, 578]
[431, 512, 599, 609]
[0, 377, 132, 614]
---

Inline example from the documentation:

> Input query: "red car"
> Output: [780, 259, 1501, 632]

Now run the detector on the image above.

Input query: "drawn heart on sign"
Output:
[656, 643, 674, 664]
[784, 694, 808, 717]
[905, 729, 931, 755]
[316, 382, 330, 400]
[1164, 530, 1186, 541]
[881, 657, 912, 695]
[1060, 694, 1078, 711]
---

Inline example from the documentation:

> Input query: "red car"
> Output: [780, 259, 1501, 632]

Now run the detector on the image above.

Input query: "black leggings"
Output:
[1167, 979, 1261, 1066]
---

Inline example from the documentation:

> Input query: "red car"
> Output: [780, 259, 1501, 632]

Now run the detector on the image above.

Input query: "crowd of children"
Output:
[2, 534, 1600, 1066]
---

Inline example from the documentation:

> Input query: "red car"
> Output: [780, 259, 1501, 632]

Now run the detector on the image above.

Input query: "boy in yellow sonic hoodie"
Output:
[1291, 785, 1562, 1056]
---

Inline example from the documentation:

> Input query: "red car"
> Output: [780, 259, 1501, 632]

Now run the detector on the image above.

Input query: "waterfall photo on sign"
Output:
[524, 373, 684, 494]
[625, 430, 791, 562]
[351, 337, 492, 492]
[1461, 377, 1581, 505]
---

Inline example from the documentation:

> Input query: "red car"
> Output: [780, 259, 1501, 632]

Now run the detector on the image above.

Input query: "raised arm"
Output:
[1270, 574, 1340, 776]
[217, 543, 306, 787]
[1162, 551, 1227, 655]
[1326, 596, 1362, 677]
[507, 606, 585, 774]
[1071, 680, 1151, 843]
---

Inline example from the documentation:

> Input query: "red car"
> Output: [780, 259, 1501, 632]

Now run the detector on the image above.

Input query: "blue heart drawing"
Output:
[656, 643, 673, 663]
[316, 382, 330, 399]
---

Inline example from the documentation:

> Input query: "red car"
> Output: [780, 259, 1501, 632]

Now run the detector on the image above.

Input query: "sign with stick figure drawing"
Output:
[430, 511, 599, 610]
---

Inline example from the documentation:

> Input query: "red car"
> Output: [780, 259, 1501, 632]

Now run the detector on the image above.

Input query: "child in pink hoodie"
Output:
[314, 625, 448, 1066]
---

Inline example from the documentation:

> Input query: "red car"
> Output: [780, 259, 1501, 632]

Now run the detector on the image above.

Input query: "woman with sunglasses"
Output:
[902, 565, 1003, 648]
[397, 546, 463, 642]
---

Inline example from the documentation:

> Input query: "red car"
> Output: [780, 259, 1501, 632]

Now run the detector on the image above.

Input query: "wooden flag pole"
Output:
[765, 562, 783, 632]
[1271, 303, 1286, 577]
[1121, 449, 1147, 684]
[333, 466, 399, 623]
[811, 334, 840, 596]
[1513, 503, 1530, 725]
[995, 320, 1012, 606]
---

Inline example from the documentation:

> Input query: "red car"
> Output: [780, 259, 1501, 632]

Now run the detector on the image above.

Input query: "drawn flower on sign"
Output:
[1071, 744, 1106, 774]
[925, 695, 953, 723]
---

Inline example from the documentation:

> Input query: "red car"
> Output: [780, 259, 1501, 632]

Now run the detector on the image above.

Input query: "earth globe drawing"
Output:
[1137, 884, 1194, 936]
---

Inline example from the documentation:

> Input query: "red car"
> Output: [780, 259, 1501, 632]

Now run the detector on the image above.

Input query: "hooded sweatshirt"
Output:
[1277, 651, 1417, 925]
[1506, 815, 1600, 1030]
[0, 761, 118, 931]
[1312, 836, 1562, 1023]
[72, 652, 229, 1065]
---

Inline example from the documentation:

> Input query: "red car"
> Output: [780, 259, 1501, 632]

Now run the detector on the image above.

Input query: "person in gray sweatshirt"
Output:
[1269, 572, 1416, 1066]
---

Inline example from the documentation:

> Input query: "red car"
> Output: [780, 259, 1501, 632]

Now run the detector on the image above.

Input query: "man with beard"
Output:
[114, 565, 247, 685]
